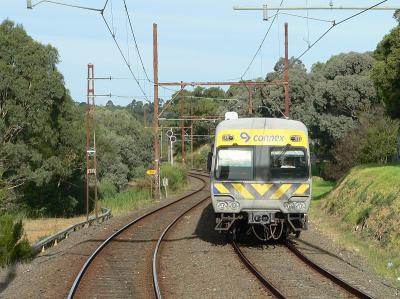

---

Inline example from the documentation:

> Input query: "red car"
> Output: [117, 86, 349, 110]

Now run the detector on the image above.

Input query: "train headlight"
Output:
[216, 201, 228, 210]
[284, 202, 306, 212]
[216, 200, 240, 211]
[229, 201, 240, 210]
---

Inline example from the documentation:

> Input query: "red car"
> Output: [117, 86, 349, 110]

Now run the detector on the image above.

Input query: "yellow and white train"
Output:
[208, 113, 311, 241]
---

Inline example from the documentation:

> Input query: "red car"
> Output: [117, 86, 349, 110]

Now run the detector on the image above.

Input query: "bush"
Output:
[324, 110, 399, 181]
[191, 145, 210, 170]
[359, 117, 399, 164]
[160, 164, 188, 192]
[0, 214, 31, 266]
[98, 180, 117, 200]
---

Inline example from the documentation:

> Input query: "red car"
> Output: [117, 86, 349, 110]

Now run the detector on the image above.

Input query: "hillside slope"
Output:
[319, 164, 400, 280]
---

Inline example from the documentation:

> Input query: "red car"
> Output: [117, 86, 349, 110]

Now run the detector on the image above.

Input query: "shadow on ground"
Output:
[0, 264, 17, 294]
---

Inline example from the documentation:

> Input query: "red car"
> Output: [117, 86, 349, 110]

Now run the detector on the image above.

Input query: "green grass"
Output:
[310, 165, 400, 287]
[100, 189, 153, 215]
[312, 177, 335, 200]
[100, 164, 189, 215]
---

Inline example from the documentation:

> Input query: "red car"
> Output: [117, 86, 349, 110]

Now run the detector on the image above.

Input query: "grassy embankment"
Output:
[311, 164, 400, 286]
[23, 164, 189, 244]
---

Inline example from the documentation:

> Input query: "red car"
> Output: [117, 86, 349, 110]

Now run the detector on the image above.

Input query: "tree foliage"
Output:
[226, 53, 377, 158]
[324, 110, 399, 180]
[95, 108, 153, 191]
[0, 20, 85, 216]
[371, 25, 400, 118]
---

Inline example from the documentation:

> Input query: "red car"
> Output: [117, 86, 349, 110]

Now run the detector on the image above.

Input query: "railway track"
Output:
[232, 239, 374, 299]
[68, 171, 210, 299]
[68, 169, 375, 299]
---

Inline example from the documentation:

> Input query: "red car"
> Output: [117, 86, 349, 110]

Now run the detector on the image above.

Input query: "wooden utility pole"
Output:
[284, 22, 290, 118]
[180, 82, 185, 163]
[86, 63, 98, 221]
[190, 121, 193, 167]
[247, 86, 253, 115]
[153, 23, 160, 200]
[143, 104, 147, 128]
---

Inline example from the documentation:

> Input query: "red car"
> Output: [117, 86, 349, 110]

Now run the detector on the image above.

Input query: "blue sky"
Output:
[1, 0, 398, 105]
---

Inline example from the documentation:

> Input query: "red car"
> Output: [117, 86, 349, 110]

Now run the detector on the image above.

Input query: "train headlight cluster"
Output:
[284, 202, 306, 212]
[216, 200, 240, 211]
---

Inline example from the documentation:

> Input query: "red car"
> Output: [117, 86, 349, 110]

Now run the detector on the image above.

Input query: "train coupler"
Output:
[215, 213, 240, 232]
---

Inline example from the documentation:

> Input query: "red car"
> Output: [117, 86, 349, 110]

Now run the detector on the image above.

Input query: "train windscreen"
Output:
[215, 146, 309, 181]
[215, 147, 253, 180]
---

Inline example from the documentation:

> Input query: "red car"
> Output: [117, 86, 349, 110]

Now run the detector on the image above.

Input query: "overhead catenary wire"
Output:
[240, 0, 285, 79]
[123, 0, 151, 83]
[101, 12, 150, 102]
[274, 0, 389, 78]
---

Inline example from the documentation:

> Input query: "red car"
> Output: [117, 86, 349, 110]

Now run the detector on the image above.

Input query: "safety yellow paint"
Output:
[216, 129, 308, 147]
[294, 183, 309, 195]
[270, 184, 292, 200]
[232, 183, 254, 199]
[214, 183, 230, 194]
[251, 183, 273, 196]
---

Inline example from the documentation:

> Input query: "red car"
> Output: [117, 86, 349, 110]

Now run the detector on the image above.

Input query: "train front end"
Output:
[210, 117, 311, 241]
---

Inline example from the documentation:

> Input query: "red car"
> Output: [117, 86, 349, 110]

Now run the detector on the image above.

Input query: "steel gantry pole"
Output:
[284, 22, 290, 118]
[86, 64, 99, 221]
[153, 23, 160, 200]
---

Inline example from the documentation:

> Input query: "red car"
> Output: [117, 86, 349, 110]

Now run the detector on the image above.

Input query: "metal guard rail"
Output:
[31, 207, 112, 256]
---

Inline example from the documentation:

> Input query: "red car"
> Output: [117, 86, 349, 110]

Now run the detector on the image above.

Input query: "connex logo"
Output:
[240, 132, 251, 142]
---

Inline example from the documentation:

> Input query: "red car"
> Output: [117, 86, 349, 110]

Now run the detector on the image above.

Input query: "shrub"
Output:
[0, 214, 31, 266]
[160, 164, 188, 192]
[324, 110, 399, 181]
[98, 180, 117, 200]
[359, 117, 399, 164]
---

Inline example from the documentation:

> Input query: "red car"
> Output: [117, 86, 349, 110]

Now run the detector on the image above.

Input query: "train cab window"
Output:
[270, 147, 309, 180]
[215, 147, 253, 180]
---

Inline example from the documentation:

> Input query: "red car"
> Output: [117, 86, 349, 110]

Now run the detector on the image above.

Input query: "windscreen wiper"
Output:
[273, 144, 291, 164]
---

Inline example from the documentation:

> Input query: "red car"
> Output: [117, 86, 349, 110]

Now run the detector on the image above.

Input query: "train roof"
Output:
[216, 118, 308, 132]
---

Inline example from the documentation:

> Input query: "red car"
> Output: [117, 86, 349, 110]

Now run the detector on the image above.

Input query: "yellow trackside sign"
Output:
[216, 129, 308, 147]
[146, 169, 157, 175]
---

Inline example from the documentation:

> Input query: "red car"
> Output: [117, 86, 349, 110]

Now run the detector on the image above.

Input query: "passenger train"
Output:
[208, 112, 311, 241]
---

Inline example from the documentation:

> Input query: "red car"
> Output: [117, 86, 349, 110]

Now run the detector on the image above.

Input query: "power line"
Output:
[240, 0, 285, 79]
[101, 12, 150, 102]
[123, 0, 151, 82]
[274, 0, 389, 78]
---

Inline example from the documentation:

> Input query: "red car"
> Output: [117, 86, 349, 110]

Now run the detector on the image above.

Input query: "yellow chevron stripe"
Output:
[214, 183, 230, 194]
[251, 183, 273, 196]
[294, 183, 310, 195]
[232, 183, 254, 199]
[270, 184, 292, 200]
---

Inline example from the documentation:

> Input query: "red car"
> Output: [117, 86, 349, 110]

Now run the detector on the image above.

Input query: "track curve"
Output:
[68, 172, 209, 299]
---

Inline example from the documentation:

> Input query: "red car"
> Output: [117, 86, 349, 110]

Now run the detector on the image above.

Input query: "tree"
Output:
[95, 109, 152, 191]
[0, 20, 85, 215]
[371, 25, 400, 118]
[394, 9, 400, 24]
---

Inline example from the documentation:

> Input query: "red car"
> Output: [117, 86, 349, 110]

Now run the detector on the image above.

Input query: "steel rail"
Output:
[232, 241, 286, 299]
[286, 241, 374, 299]
[152, 195, 211, 299]
[67, 172, 208, 299]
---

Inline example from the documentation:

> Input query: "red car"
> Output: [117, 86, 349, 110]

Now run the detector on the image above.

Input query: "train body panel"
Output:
[210, 117, 311, 240]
